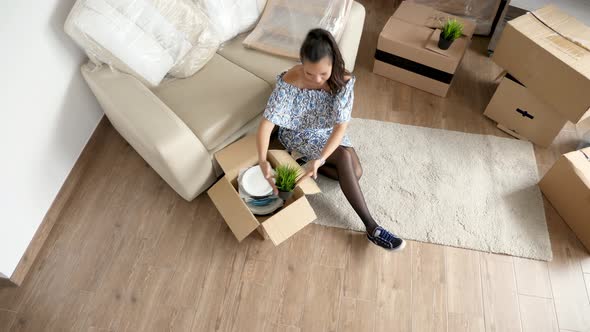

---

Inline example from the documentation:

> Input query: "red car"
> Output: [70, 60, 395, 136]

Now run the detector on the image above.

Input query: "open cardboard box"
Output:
[207, 135, 321, 245]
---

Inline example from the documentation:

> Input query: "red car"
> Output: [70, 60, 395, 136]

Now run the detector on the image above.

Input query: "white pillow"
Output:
[197, 0, 266, 43]
[65, 0, 218, 85]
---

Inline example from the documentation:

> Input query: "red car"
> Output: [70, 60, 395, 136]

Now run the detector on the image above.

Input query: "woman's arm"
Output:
[320, 122, 348, 162]
[257, 118, 278, 194]
[304, 122, 348, 179]
[257, 118, 275, 162]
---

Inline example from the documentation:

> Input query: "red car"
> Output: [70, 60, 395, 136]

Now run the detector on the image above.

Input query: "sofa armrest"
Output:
[81, 64, 216, 201]
[341, 1, 366, 72]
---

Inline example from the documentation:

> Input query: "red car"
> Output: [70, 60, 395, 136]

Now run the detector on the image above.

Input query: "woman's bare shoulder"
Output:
[283, 65, 302, 85]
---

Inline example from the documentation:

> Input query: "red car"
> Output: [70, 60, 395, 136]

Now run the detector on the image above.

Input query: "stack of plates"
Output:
[239, 165, 283, 215]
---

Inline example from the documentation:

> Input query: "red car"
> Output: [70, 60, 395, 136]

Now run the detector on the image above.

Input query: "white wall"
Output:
[0, 1, 103, 277]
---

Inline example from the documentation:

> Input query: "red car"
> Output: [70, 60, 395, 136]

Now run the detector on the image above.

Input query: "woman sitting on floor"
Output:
[256, 28, 406, 251]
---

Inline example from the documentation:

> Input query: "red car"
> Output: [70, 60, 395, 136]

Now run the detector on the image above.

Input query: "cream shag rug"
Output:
[309, 118, 552, 261]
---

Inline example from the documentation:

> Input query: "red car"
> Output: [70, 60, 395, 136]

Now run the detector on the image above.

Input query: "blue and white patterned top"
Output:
[263, 71, 355, 160]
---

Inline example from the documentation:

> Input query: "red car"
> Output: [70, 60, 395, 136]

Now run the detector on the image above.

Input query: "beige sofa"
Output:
[82, 2, 365, 201]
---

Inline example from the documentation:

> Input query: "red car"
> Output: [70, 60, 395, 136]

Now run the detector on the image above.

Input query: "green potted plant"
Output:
[439, 19, 463, 50]
[274, 164, 301, 201]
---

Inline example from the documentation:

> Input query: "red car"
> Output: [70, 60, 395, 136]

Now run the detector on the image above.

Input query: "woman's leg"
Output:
[322, 147, 405, 250]
[323, 147, 378, 233]
[318, 147, 362, 181]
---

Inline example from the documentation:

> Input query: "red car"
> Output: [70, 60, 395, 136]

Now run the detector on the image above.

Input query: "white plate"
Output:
[247, 197, 284, 216]
[241, 165, 273, 197]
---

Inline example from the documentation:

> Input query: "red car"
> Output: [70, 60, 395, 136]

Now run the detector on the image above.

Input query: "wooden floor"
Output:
[2, 0, 590, 331]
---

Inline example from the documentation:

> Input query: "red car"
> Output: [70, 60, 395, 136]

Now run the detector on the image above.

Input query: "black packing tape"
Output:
[374, 49, 454, 84]
[516, 108, 534, 119]
[505, 73, 525, 87]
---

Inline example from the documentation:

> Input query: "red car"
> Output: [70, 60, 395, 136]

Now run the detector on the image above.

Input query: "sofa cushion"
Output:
[217, 33, 297, 86]
[151, 54, 272, 150]
[217, 1, 366, 85]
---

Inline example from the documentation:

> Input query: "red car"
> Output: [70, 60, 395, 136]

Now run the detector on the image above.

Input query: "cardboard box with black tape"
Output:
[373, 2, 476, 97]
[484, 74, 568, 147]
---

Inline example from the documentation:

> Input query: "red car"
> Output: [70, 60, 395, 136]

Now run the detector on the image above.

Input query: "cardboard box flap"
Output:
[509, 6, 590, 71]
[566, 148, 590, 189]
[378, 18, 460, 74]
[393, 2, 476, 37]
[214, 135, 259, 181]
[267, 149, 321, 195]
[262, 187, 317, 245]
[208, 177, 260, 241]
[532, 5, 590, 53]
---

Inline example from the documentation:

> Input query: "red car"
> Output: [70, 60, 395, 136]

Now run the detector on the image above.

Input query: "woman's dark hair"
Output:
[300, 28, 349, 94]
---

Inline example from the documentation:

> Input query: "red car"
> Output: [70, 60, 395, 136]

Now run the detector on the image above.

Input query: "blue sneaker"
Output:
[367, 226, 406, 251]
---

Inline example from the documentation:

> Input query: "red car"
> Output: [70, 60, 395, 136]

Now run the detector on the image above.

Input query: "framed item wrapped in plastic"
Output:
[243, 0, 354, 59]
[407, 0, 502, 35]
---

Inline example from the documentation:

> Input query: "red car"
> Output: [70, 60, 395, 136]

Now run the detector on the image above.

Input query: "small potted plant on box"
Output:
[275, 164, 301, 201]
[439, 19, 463, 50]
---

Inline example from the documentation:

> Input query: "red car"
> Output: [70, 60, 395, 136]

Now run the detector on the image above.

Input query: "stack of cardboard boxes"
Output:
[485, 5, 590, 147]
[486, 5, 590, 251]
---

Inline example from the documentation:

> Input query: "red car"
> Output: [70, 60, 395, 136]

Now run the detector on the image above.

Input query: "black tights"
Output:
[317, 146, 379, 234]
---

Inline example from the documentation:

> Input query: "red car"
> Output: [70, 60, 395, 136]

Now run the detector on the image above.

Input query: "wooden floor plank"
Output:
[448, 313, 485, 332]
[0, 310, 16, 331]
[519, 295, 559, 332]
[138, 200, 195, 268]
[544, 198, 590, 331]
[411, 242, 447, 332]
[109, 264, 175, 332]
[343, 233, 380, 300]
[480, 253, 522, 332]
[141, 306, 196, 332]
[337, 297, 376, 332]
[514, 257, 553, 299]
[160, 202, 222, 309]
[277, 232, 316, 327]
[374, 239, 412, 332]
[190, 226, 248, 332]
[230, 276, 271, 332]
[265, 323, 300, 332]
[446, 247, 485, 332]
[312, 226, 351, 269]
[0, 284, 25, 312]
[300, 265, 343, 332]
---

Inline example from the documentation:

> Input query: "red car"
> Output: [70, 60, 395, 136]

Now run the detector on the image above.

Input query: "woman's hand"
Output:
[304, 159, 325, 180]
[259, 160, 279, 195]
